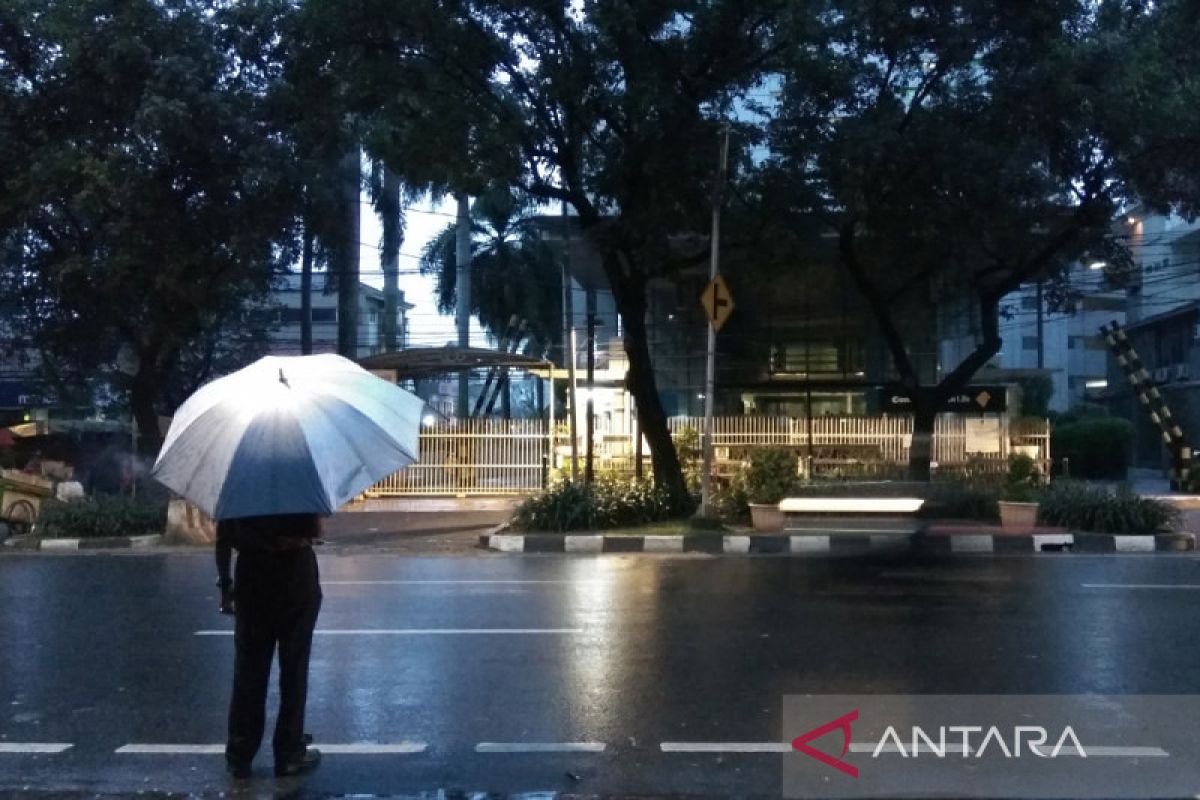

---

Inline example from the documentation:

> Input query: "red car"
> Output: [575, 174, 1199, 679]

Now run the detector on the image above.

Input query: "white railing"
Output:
[367, 418, 548, 496]
[366, 414, 1050, 495]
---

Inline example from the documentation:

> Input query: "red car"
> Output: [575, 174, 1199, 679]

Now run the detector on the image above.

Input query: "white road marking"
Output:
[309, 743, 426, 754]
[1082, 583, 1200, 590]
[0, 743, 73, 754]
[661, 742, 790, 753]
[661, 742, 1169, 758]
[195, 628, 583, 636]
[476, 742, 606, 753]
[117, 743, 426, 755]
[1067, 746, 1168, 757]
[322, 580, 601, 585]
[117, 744, 225, 754]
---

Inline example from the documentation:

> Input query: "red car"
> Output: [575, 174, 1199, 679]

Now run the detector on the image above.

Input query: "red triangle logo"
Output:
[791, 709, 859, 778]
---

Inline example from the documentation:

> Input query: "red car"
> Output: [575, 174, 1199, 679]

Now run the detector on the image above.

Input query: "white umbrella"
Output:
[152, 354, 423, 520]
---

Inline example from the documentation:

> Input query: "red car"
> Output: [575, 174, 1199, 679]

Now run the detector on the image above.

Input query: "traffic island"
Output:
[479, 527, 1195, 555]
[2, 533, 163, 551]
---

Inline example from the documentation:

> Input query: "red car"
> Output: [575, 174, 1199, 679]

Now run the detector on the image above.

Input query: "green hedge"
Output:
[1037, 481, 1177, 534]
[1052, 417, 1132, 479]
[513, 476, 675, 532]
[38, 493, 167, 539]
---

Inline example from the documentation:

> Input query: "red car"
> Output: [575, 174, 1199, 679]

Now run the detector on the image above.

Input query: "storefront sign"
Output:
[879, 384, 1007, 414]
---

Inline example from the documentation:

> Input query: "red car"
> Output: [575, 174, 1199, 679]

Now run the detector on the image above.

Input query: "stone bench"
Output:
[780, 497, 926, 537]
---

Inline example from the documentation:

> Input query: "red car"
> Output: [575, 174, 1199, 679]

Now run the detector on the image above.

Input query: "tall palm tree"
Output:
[419, 187, 561, 356]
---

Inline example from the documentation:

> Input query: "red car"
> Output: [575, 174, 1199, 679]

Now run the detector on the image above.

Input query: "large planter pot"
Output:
[750, 502, 784, 533]
[998, 501, 1039, 534]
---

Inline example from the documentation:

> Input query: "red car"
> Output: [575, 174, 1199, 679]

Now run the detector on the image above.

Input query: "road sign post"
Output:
[700, 124, 731, 518]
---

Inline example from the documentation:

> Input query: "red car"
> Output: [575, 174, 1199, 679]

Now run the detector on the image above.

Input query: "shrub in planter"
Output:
[1052, 416, 1133, 479]
[38, 493, 167, 539]
[512, 476, 675, 532]
[1037, 481, 1178, 534]
[745, 448, 799, 505]
[744, 447, 798, 532]
[998, 454, 1042, 532]
[1001, 454, 1040, 503]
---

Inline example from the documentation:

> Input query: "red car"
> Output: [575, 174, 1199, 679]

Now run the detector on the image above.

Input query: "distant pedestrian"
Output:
[216, 513, 323, 779]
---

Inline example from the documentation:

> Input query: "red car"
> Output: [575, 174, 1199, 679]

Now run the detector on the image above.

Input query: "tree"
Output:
[370, 162, 406, 352]
[418, 187, 562, 355]
[768, 0, 1200, 479]
[0, 0, 299, 451]
[406, 0, 785, 508]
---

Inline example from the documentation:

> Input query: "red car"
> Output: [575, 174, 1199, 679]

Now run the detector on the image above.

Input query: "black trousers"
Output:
[226, 547, 321, 766]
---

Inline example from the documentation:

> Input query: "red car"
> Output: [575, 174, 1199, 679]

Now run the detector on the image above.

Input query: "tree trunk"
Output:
[909, 396, 937, 483]
[300, 219, 314, 355]
[130, 368, 164, 458]
[605, 259, 690, 511]
[337, 147, 360, 359]
[381, 167, 402, 352]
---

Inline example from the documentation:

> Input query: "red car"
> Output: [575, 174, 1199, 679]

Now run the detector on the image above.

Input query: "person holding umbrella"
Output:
[215, 513, 323, 778]
[153, 354, 423, 780]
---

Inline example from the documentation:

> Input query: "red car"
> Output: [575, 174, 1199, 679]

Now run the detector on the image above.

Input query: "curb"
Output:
[2, 533, 164, 551]
[478, 531, 1195, 555]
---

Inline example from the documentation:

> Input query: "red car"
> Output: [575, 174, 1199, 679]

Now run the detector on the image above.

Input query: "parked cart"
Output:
[0, 469, 53, 538]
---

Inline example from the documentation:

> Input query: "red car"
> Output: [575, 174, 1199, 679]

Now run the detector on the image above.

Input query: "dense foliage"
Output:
[1053, 416, 1133, 480]
[512, 477, 674, 532]
[0, 0, 300, 448]
[1038, 482, 1178, 535]
[2, 0, 1198, 493]
[766, 0, 1200, 479]
[39, 494, 167, 539]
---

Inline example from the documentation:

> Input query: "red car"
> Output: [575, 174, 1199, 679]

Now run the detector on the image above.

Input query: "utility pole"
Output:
[455, 193, 471, 418]
[700, 122, 731, 518]
[561, 201, 579, 481]
[585, 303, 597, 484]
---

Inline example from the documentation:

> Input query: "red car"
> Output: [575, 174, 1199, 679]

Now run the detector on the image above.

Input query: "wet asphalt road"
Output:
[3, 550, 1200, 798]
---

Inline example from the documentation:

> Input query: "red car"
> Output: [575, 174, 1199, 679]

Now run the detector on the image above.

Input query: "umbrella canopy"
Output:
[152, 354, 423, 520]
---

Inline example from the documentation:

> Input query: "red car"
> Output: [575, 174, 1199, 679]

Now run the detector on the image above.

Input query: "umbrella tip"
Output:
[278, 368, 290, 388]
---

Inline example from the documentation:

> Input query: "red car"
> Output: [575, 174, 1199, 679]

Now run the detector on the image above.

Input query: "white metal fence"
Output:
[366, 415, 1050, 496]
[367, 418, 548, 496]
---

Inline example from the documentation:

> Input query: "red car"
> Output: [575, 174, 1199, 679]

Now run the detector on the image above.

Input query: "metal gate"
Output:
[367, 418, 548, 496]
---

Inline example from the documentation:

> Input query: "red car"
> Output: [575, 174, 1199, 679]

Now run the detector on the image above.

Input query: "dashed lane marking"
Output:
[116, 743, 427, 755]
[195, 629, 584, 636]
[660, 742, 1169, 757]
[661, 742, 790, 753]
[0, 743, 73, 754]
[322, 580, 602, 585]
[116, 745, 225, 754]
[476, 743, 606, 753]
[1082, 583, 1200, 590]
[301, 743, 427, 754]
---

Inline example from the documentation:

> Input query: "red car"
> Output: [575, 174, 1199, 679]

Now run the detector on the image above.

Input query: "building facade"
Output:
[1101, 214, 1200, 468]
[267, 274, 413, 358]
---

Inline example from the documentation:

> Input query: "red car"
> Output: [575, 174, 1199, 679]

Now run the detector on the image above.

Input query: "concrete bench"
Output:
[780, 497, 926, 537]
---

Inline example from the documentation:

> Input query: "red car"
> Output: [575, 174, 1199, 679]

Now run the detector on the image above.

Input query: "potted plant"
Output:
[745, 447, 799, 532]
[998, 453, 1041, 533]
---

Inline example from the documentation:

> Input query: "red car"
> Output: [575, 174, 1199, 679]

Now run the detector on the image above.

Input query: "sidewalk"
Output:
[318, 498, 518, 554]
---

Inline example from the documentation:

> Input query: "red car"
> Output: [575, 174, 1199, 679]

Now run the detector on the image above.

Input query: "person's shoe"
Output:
[225, 758, 252, 780]
[275, 747, 321, 778]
